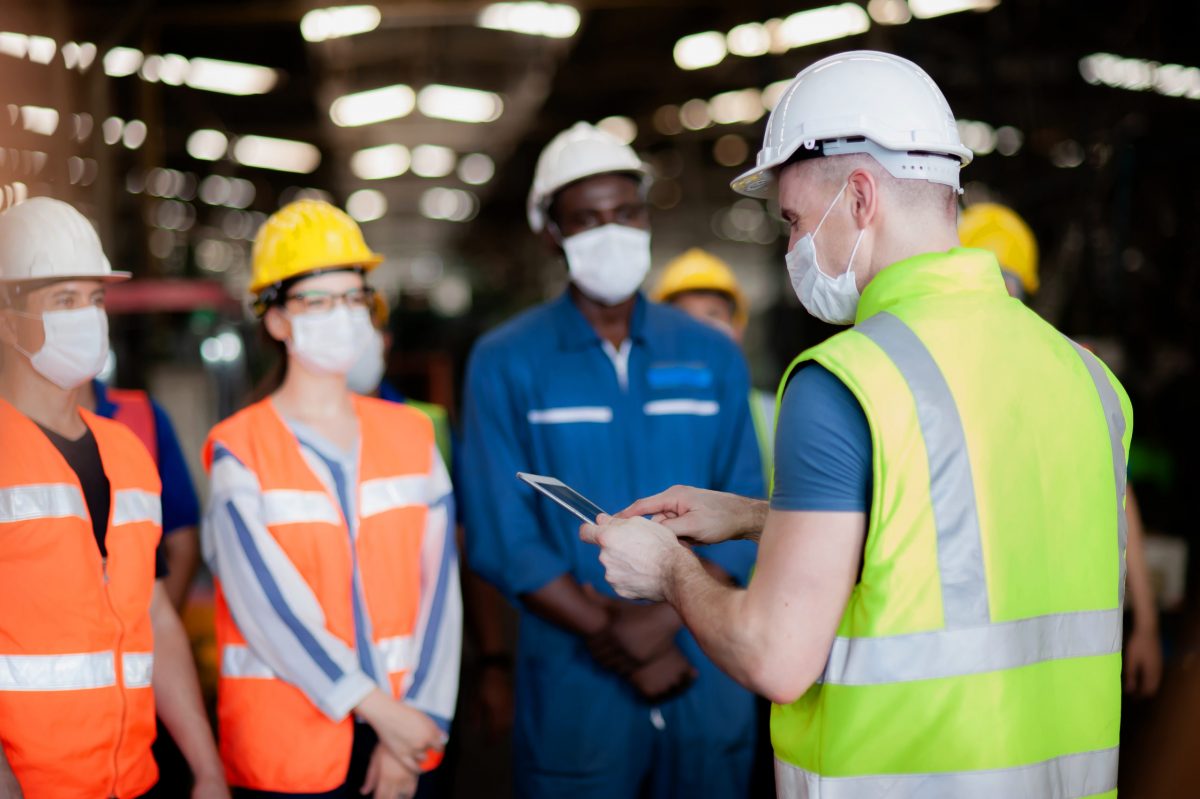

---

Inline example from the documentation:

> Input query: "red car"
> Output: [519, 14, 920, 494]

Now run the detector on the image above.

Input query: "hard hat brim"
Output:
[0, 270, 132, 284]
[247, 255, 383, 295]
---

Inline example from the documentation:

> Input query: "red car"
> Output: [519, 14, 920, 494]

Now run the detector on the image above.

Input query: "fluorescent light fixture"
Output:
[103, 46, 143, 77]
[351, 143, 411, 180]
[994, 125, 1023, 156]
[457, 153, 495, 185]
[708, 89, 763, 125]
[76, 42, 97, 71]
[160, 53, 190, 86]
[26, 35, 55, 64]
[346, 189, 387, 222]
[679, 98, 712, 130]
[1079, 53, 1200, 100]
[102, 117, 124, 145]
[187, 129, 229, 161]
[186, 58, 278, 96]
[0, 32, 29, 58]
[330, 84, 415, 127]
[301, 5, 382, 42]
[20, 106, 58, 136]
[234, 135, 321, 173]
[908, 0, 999, 19]
[122, 120, 148, 150]
[411, 144, 457, 178]
[477, 2, 581, 39]
[726, 23, 771, 57]
[777, 4, 870, 50]
[868, 0, 912, 24]
[673, 31, 725, 70]
[419, 187, 477, 222]
[417, 84, 503, 123]
[956, 118, 996, 155]
[596, 115, 636, 145]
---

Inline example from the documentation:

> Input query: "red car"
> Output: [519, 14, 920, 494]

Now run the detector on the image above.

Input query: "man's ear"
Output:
[263, 306, 290, 343]
[846, 168, 880, 230]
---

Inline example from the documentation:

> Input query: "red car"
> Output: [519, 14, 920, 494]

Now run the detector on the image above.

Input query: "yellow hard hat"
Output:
[653, 248, 747, 327]
[959, 203, 1039, 295]
[249, 199, 383, 295]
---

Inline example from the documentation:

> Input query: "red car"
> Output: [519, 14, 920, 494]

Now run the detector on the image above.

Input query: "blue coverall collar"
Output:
[553, 290, 649, 352]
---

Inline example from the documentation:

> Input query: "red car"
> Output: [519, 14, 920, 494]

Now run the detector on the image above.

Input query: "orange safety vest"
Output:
[203, 396, 437, 793]
[107, 388, 158, 465]
[0, 398, 162, 799]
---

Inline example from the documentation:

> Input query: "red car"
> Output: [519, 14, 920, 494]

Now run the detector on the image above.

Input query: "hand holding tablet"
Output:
[517, 472, 609, 524]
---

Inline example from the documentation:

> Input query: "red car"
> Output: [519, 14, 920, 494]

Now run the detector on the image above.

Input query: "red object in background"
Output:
[104, 279, 241, 315]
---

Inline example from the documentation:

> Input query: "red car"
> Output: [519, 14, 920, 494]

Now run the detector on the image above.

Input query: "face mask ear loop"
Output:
[844, 228, 867, 277]
[812, 180, 850, 239]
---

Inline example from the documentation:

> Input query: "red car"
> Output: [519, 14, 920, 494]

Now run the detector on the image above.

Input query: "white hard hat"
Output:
[0, 197, 127, 284]
[732, 50, 973, 197]
[527, 121, 651, 233]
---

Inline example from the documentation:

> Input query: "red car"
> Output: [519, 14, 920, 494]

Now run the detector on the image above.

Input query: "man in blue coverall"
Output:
[459, 121, 764, 798]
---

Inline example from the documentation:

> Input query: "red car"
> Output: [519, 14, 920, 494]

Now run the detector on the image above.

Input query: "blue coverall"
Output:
[459, 292, 764, 799]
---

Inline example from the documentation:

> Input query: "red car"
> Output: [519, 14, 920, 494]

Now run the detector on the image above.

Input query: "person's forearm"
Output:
[151, 590, 225, 784]
[521, 574, 609, 638]
[458, 525, 510, 656]
[662, 547, 762, 690]
[735, 498, 771, 542]
[0, 747, 22, 799]
[162, 527, 200, 611]
[1124, 488, 1159, 633]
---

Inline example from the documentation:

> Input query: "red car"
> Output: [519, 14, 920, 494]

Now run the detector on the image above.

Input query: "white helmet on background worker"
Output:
[0, 197, 124, 389]
[732, 50, 973, 198]
[526, 121, 651, 234]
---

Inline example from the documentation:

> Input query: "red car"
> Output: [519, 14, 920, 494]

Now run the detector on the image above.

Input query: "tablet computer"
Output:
[517, 472, 609, 525]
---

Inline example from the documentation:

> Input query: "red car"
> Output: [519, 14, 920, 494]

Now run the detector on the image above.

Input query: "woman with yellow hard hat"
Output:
[201, 200, 461, 799]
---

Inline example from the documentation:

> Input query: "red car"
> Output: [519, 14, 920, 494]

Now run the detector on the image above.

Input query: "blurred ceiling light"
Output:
[907, 0, 999, 19]
[673, 31, 725, 70]
[187, 129, 229, 161]
[71, 113, 94, 141]
[301, 5, 382, 42]
[726, 23, 771, 57]
[350, 143, 411, 180]
[762, 79, 793, 111]
[417, 84, 503, 123]
[346, 188, 387, 222]
[994, 125, 1023, 156]
[411, 144, 457, 178]
[122, 119, 148, 150]
[102, 116, 124, 145]
[1079, 53, 1200, 100]
[20, 106, 58, 136]
[478, 2, 581, 38]
[419, 187, 477, 222]
[103, 46, 144, 77]
[1049, 140, 1085, 169]
[76, 42, 97, 71]
[955, 119, 996, 156]
[234, 135, 321, 173]
[140, 54, 164, 82]
[199, 175, 232, 205]
[653, 105, 683, 135]
[226, 177, 256, 209]
[679, 98, 712, 131]
[457, 153, 495, 185]
[868, 0, 913, 24]
[708, 89, 763, 125]
[61, 41, 81, 69]
[61, 41, 98, 71]
[777, 4, 870, 50]
[160, 53, 190, 86]
[330, 84, 415, 127]
[0, 32, 29, 58]
[713, 134, 750, 167]
[186, 58, 278, 96]
[26, 35, 55, 64]
[596, 115, 637, 145]
[430, 274, 472, 317]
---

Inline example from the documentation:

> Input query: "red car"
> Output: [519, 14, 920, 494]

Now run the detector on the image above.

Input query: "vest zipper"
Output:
[101, 555, 127, 799]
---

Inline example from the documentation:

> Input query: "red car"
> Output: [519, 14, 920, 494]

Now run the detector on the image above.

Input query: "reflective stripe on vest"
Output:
[813, 315, 1127, 689]
[220, 636, 414, 681]
[360, 475, 429, 518]
[262, 489, 341, 526]
[0, 483, 87, 522]
[776, 747, 1119, 799]
[113, 489, 162, 527]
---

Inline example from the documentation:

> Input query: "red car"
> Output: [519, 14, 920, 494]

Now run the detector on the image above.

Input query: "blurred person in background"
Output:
[583, 51, 1131, 798]
[653, 248, 776, 483]
[960, 202, 1162, 696]
[0, 197, 226, 799]
[460, 122, 763, 798]
[201, 200, 461, 799]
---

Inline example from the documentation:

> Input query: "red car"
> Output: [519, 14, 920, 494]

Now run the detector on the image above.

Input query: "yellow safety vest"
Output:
[772, 249, 1131, 799]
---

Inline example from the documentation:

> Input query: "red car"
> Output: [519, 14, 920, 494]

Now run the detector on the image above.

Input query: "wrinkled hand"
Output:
[619, 486, 763, 546]
[191, 773, 230, 799]
[629, 646, 697, 702]
[582, 584, 680, 675]
[580, 515, 684, 601]
[1124, 627, 1163, 696]
[474, 663, 515, 740]
[357, 691, 446, 773]
[361, 743, 418, 799]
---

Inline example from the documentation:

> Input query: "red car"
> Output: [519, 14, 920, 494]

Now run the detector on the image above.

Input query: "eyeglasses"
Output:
[283, 287, 375, 313]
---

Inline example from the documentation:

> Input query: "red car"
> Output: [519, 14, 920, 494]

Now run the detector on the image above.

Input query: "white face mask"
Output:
[287, 305, 373, 376]
[562, 223, 652, 306]
[786, 181, 867, 326]
[13, 305, 110, 390]
[346, 328, 387, 395]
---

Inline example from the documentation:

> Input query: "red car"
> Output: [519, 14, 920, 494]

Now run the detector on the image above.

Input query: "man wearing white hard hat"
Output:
[459, 123, 764, 797]
[583, 51, 1131, 797]
[0, 197, 228, 799]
